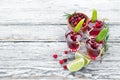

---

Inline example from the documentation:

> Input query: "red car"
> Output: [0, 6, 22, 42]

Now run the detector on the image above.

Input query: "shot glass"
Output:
[65, 30, 83, 52]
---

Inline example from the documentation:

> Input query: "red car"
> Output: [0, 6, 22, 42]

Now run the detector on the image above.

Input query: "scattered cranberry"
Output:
[63, 58, 67, 63]
[53, 54, 58, 59]
[59, 59, 64, 64]
[64, 50, 68, 54]
[63, 65, 67, 70]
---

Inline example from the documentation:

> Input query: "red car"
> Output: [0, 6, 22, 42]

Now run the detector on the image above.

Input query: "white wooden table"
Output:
[0, 0, 120, 80]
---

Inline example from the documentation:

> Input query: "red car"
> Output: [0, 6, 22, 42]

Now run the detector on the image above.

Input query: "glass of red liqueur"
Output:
[85, 38, 104, 60]
[65, 30, 83, 52]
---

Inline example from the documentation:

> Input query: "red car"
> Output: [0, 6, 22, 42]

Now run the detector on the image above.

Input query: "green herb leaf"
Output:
[106, 34, 109, 41]
[104, 34, 109, 43]
[96, 27, 109, 42]
[63, 12, 71, 19]
[74, 18, 85, 33]
[104, 43, 109, 52]
[91, 9, 97, 22]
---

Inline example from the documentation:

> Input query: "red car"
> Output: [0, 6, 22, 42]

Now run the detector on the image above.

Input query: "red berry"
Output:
[76, 14, 79, 17]
[97, 21, 102, 24]
[63, 58, 67, 62]
[64, 50, 68, 54]
[95, 22, 101, 28]
[71, 35, 76, 41]
[53, 54, 58, 59]
[63, 65, 67, 70]
[78, 17, 82, 21]
[83, 23, 86, 26]
[59, 59, 64, 64]
[74, 22, 77, 26]
[75, 18, 78, 21]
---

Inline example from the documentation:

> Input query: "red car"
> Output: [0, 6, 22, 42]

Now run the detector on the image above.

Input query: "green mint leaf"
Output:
[105, 34, 109, 42]
[104, 43, 109, 52]
[91, 9, 97, 22]
[74, 18, 85, 33]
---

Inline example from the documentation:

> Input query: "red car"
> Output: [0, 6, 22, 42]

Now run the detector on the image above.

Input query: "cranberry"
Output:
[71, 35, 76, 41]
[81, 15, 84, 18]
[95, 22, 101, 28]
[95, 21, 103, 28]
[89, 30, 95, 35]
[63, 65, 67, 70]
[75, 18, 78, 21]
[78, 17, 82, 21]
[74, 22, 78, 26]
[76, 14, 80, 17]
[59, 59, 64, 64]
[63, 58, 67, 62]
[64, 50, 68, 54]
[53, 54, 58, 59]
[91, 42, 98, 49]
[97, 21, 102, 24]
[82, 23, 86, 26]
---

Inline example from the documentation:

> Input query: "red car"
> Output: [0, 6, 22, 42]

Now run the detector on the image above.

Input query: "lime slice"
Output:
[67, 58, 84, 72]
[75, 52, 91, 66]
[91, 9, 97, 22]
[96, 27, 108, 42]
[74, 18, 85, 33]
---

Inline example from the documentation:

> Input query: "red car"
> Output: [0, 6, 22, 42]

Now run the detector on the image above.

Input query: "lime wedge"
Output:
[67, 58, 84, 72]
[75, 52, 91, 66]
[96, 27, 108, 42]
[91, 9, 97, 22]
[74, 18, 85, 33]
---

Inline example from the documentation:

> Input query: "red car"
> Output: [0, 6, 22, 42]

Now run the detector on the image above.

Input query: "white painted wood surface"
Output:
[0, 24, 119, 41]
[0, 0, 119, 24]
[0, 0, 120, 80]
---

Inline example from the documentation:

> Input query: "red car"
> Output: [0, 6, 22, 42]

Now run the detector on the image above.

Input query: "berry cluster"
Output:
[69, 13, 86, 27]
[94, 20, 103, 28]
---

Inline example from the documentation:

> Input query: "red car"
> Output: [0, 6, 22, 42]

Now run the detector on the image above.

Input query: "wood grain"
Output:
[0, 24, 119, 41]
[0, 42, 120, 80]
[0, 0, 119, 24]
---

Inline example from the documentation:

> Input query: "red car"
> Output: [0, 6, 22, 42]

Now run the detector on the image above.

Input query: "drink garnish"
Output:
[75, 52, 91, 66]
[96, 26, 108, 42]
[67, 58, 84, 72]
[74, 18, 85, 33]
[91, 9, 97, 22]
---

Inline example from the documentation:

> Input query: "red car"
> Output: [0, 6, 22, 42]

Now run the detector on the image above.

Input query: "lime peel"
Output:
[67, 58, 84, 72]
[91, 9, 97, 22]
[75, 52, 91, 66]
[74, 18, 85, 33]
[96, 27, 109, 42]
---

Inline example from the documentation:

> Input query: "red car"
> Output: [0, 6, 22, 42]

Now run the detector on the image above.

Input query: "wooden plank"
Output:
[0, 0, 119, 24]
[0, 24, 119, 41]
[0, 42, 120, 79]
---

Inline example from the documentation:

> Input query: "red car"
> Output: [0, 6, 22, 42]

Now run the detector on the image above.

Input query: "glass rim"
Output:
[65, 29, 83, 42]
